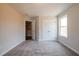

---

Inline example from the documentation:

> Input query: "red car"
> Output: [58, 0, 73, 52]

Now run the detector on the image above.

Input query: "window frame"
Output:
[59, 15, 68, 37]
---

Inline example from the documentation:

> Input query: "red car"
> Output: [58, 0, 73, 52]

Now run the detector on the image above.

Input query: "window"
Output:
[59, 15, 67, 37]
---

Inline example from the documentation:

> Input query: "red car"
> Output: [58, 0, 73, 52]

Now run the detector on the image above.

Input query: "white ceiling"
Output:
[9, 3, 75, 16]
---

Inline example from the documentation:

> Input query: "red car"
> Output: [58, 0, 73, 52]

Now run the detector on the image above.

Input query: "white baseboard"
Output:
[58, 40, 79, 55]
[0, 40, 25, 56]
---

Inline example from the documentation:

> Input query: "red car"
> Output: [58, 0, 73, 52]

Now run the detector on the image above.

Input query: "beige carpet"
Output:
[3, 40, 78, 56]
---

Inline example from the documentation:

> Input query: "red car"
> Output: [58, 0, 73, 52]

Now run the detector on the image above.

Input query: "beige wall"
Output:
[35, 16, 39, 41]
[58, 4, 79, 54]
[24, 16, 32, 21]
[0, 4, 25, 55]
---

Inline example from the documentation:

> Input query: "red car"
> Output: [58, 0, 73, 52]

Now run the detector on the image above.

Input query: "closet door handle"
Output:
[48, 31, 50, 32]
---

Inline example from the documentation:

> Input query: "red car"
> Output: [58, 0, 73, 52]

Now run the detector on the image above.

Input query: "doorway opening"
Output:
[25, 21, 32, 40]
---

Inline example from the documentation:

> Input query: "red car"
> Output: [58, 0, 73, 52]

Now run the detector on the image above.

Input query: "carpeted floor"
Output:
[3, 40, 78, 56]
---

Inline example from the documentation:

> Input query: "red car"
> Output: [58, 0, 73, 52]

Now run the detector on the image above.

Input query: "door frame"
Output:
[25, 20, 36, 41]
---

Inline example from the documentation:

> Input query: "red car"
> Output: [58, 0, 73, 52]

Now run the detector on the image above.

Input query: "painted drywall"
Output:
[24, 16, 32, 21]
[0, 4, 25, 55]
[58, 4, 79, 54]
[35, 16, 39, 41]
[36, 16, 57, 41]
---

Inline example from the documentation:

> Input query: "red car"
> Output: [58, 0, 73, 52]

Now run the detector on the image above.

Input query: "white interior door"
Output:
[42, 17, 57, 41]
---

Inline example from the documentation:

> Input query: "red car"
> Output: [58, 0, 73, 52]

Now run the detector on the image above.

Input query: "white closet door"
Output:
[42, 17, 57, 41]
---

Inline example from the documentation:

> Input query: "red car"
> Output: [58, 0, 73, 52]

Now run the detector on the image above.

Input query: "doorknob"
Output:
[48, 31, 50, 32]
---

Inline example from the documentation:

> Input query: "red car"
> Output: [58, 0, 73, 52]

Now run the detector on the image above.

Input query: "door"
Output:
[41, 18, 57, 41]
